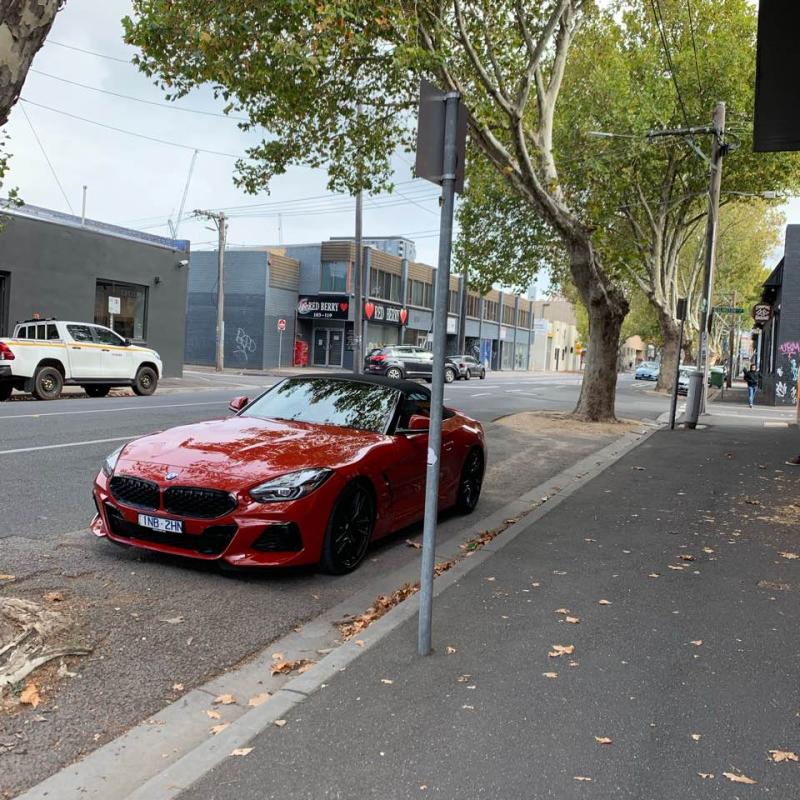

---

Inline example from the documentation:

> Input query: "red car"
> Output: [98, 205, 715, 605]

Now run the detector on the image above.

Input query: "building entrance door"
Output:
[313, 328, 344, 367]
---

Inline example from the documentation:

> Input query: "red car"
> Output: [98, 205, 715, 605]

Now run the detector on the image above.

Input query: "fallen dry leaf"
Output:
[649, 573, 660, 578]
[548, 644, 575, 658]
[274, 719, 287, 727]
[20, 683, 41, 708]
[230, 748, 253, 757]
[158, 615, 185, 625]
[214, 694, 236, 705]
[271, 659, 315, 676]
[691, 733, 701, 741]
[248, 693, 271, 708]
[172, 683, 184, 692]
[531, 582, 540, 587]
[380, 678, 394, 685]
[703, 547, 715, 554]
[722, 772, 756, 785]
[542, 672, 558, 679]
[355, 639, 365, 647]
[336, 582, 419, 639]
[462, 704, 474, 710]
[768, 749, 799, 763]
[679, 554, 696, 562]
[573, 776, 592, 782]
[205, 710, 221, 720]
[446, 646, 457, 655]
[698, 773, 714, 779]
[0, 574, 15, 581]
[210, 723, 230, 736]
[565, 616, 580, 624]
[690, 640, 703, 647]
[668, 565, 685, 571]
[405, 539, 422, 549]
[554, 608, 570, 614]
[568, 660, 579, 667]
[43, 591, 64, 603]
[271, 652, 284, 660]
[598, 599, 612, 605]
[595, 737, 612, 745]
[485, 576, 496, 582]
[778, 551, 799, 560]
[456, 674, 471, 683]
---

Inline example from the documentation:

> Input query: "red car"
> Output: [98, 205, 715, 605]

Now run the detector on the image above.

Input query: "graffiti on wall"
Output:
[232, 327, 257, 364]
[775, 341, 800, 405]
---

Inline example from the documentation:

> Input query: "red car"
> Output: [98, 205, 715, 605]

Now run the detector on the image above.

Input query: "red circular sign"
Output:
[277, 319, 287, 331]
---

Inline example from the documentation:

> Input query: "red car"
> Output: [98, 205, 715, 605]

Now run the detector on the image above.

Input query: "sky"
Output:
[3, 0, 446, 263]
[3, 0, 798, 276]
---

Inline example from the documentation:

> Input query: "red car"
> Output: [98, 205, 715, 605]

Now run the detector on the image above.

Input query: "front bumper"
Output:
[92, 471, 339, 568]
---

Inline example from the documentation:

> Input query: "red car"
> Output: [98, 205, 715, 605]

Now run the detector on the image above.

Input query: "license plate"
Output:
[138, 513, 183, 533]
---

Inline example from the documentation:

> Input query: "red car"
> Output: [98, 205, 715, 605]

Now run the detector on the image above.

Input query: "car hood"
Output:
[115, 416, 384, 489]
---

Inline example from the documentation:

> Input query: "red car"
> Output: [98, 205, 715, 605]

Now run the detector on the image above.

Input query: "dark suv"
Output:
[364, 346, 458, 383]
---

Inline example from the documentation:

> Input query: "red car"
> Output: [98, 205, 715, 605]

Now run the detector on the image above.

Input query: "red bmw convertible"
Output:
[92, 375, 486, 573]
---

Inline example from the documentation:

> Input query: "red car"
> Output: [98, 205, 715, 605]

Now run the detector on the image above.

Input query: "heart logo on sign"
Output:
[399, 308, 408, 326]
[339, 302, 349, 313]
[364, 302, 375, 320]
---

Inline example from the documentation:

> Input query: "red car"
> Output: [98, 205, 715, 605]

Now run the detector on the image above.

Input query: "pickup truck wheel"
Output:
[132, 366, 158, 396]
[32, 366, 63, 400]
[84, 385, 111, 398]
[0, 382, 11, 402]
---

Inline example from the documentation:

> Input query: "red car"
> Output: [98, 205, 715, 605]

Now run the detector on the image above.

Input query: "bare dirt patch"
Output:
[496, 411, 643, 438]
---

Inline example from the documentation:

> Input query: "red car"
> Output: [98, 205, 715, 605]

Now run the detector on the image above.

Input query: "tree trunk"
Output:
[0, 0, 61, 126]
[681, 335, 694, 365]
[570, 242, 628, 422]
[655, 313, 680, 393]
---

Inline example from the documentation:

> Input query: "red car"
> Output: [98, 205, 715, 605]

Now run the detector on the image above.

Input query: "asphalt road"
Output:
[0, 371, 669, 798]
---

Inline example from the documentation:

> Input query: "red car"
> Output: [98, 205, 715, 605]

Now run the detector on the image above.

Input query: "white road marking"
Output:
[0, 435, 133, 456]
[470, 392, 492, 398]
[0, 400, 224, 420]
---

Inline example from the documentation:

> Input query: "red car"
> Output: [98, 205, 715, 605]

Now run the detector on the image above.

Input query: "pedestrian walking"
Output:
[743, 363, 759, 408]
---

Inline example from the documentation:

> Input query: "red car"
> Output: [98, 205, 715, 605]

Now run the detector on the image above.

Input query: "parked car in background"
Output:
[677, 367, 692, 395]
[634, 361, 660, 381]
[446, 354, 486, 380]
[0, 318, 161, 401]
[365, 346, 458, 383]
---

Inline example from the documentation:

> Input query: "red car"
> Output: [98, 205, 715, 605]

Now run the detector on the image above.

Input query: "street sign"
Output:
[714, 306, 744, 314]
[753, 303, 772, 323]
[108, 296, 121, 315]
[277, 318, 286, 332]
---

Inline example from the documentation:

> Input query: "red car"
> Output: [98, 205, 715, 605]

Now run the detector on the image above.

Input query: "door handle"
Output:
[101, 348, 111, 352]
[71, 346, 82, 350]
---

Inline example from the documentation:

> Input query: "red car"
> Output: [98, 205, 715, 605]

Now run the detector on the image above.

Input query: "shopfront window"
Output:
[95, 280, 147, 340]
[321, 261, 350, 292]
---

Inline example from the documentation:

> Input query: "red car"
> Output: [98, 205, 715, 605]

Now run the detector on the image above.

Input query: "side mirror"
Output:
[404, 414, 429, 433]
[123, 338, 131, 347]
[229, 396, 249, 413]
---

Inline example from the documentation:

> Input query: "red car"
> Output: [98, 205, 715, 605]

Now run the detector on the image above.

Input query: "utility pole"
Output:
[353, 188, 364, 374]
[726, 290, 736, 389]
[81, 185, 87, 225]
[194, 209, 228, 372]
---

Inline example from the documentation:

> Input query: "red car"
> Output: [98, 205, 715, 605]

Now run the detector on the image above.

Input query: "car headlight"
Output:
[250, 468, 333, 503]
[102, 445, 125, 477]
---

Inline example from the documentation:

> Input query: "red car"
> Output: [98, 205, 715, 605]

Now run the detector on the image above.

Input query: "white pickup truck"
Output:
[0, 319, 162, 401]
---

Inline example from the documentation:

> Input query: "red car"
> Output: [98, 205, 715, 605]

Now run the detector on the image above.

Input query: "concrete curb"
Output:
[14, 422, 661, 800]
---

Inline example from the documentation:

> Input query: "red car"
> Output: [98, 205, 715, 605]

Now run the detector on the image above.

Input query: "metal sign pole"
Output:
[669, 298, 687, 430]
[418, 91, 460, 657]
[278, 329, 283, 370]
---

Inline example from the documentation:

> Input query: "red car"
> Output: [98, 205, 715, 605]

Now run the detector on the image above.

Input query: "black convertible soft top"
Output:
[297, 372, 431, 399]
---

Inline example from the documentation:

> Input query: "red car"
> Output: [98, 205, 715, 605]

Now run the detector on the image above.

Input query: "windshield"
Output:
[241, 378, 400, 433]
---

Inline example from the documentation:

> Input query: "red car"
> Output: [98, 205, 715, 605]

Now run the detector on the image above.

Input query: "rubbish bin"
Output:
[685, 370, 704, 429]
[709, 368, 724, 389]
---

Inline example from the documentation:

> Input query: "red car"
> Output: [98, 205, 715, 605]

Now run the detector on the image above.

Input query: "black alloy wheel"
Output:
[133, 366, 158, 396]
[385, 366, 403, 380]
[321, 482, 375, 574]
[84, 385, 111, 398]
[32, 366, 63, 400]
[455, 448, 484, 515]
[0, 382, 11, 402]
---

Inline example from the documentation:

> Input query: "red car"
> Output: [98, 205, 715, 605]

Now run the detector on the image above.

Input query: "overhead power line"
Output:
[18, 98, 241, 158]
[18, 102, 75, 214]
[29, 68, 249, 121]
[650, 0, 692, 131]
[685, 0, 704, 97]
[48, 39, 133, 64]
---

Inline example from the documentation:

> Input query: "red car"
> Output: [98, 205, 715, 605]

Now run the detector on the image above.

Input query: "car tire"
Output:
[84, 385, 111, 398]
[479, 369, 486, 379]
[320, 481, 376, 574]
[132, 366, 158, 396]
[32, 366, 63, 400]
[0, 382, 11, 402]
[464, 371, 471, 381]
[385, 367, 404, 380]
[455, 447, 484, 515]
[444, 367, 456, 384]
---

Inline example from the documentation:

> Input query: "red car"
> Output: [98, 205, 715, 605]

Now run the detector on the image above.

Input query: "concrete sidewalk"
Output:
[181, 419, 800, 799]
